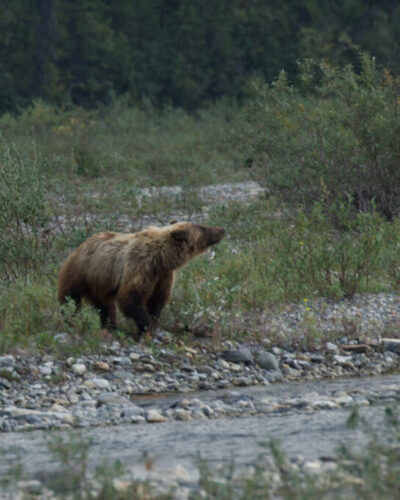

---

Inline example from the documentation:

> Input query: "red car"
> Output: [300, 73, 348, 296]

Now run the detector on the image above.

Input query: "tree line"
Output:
[1, 0, 399, 113]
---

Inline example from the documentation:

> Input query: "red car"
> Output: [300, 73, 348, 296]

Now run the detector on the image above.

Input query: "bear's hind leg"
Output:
[58, 280, 85, 310]
[87, 294, 117, 330]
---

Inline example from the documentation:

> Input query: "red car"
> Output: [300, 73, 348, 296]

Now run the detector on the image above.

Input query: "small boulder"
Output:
[221, 347, 253, 365]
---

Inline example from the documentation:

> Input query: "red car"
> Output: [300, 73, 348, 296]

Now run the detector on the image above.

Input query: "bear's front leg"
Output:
[147, 272, 174, 324]
[117, 289, 151, 337]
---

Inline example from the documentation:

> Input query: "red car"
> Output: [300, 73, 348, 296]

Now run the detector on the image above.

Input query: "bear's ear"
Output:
[169, 219, 178, 225]
[171, 228, 189, 242]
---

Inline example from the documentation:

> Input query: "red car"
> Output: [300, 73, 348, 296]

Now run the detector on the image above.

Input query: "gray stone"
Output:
[39, 365, 53, 376]
[263, 370, 283, 383]
[310, 354, 325, 363]
[54, 332, 69, 345]
[174, 409, 192, 421]
[382, 338, 400, 354]
[326, 342, 339, 352]
[282, 366, 301, 378]
[146, 409, 168, 423]
[333, 354, 353, 366]
[17, 480, 43, 494]
[113, 370, 135, 380]
[85, 378, 111, 390]
[334, 394, 354, 406]
[96, 392, 131, 406]
[0, 355, 15, 366]
[310, 400, 338, 409]
[255, 352, 279, 370]
[221, 348, 253, 365]
[112, 356, 132, 366]
[72, 363, 86, 375]
[121, 406, 144, 418]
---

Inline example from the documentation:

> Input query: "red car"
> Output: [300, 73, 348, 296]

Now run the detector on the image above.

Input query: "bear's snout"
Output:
[208, 227, 225, 245]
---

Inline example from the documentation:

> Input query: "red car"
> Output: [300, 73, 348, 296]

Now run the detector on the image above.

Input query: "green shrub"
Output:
[238, 55, 400, 218]
[0, 274, 105, 354]
[0, 142, 50, 279]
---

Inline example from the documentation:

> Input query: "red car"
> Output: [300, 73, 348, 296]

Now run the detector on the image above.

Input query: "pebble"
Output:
[72, 363, 86, 375]
[146, 410, 168, 423]
[326, 342, 339, 352]
[95, 361, 110, 371]
[84, 378, 111, 391]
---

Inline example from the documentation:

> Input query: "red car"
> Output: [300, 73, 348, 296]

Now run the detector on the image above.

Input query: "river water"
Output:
[1, 374, 399, 484]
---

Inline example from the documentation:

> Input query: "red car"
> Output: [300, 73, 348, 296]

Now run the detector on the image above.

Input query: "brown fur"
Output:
[58, 222, 225, 337]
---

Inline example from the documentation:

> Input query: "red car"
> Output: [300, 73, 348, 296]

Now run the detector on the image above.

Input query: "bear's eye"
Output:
[171, 229, 188, 242]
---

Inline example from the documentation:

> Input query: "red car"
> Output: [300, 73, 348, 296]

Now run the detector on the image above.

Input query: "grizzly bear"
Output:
[58, 222, 225, 336]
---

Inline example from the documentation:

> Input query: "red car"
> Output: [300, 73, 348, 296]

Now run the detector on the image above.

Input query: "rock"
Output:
[174, 409, 192, 421]
[343, 344, 371, 353]
[96, 392, 131, 406]
[84, 378, 111, 390]
[129, 352, 141, 361]
[334, 394, 354, 406]
[121, 406, 144, 418]
[255, 352, 279, 370]
[146, 409, 168, 423]
[113, 356, 132, 366]
[202, 405, 214, 417]
[72, 363, 86, 375]
[54, 332, 69, 344]
[326, 342, 339, 352]
[0, 377, 11, 389]
[263, 370, 283, 383]
[175, 464, 191, 482]
[303, 460, 322, 474]
[221, 348, 253, 365]
[382, 338, 400, 354]
[196, 366, 213, 376]
[218, 359, 231, 369]
[229, 363, 242, 372]
[95, 361, 110, 371]
[310, 354, 325, 363]
[131, 415, 146, 424]
[113, 370, 135, 380]
[282, 366, 301, 378]
[310, 400, 337, 409]
[333, 354, 353, 366]
[0, 355, 15, 366]
[17, 480, 43, 495]
[39, 364, 53, 376]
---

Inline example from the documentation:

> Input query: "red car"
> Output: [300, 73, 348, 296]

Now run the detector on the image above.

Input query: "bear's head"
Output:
[170, 222, 225, 258]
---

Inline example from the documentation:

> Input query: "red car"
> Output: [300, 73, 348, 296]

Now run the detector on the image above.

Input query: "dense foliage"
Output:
[237, 56, 400, 218]
[1, 0, 400, 112]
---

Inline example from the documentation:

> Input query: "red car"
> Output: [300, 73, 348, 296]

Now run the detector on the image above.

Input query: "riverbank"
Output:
[2, 292, 400, 433]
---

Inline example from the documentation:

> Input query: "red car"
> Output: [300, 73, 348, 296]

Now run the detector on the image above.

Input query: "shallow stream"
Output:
[1, 374, 399, 483]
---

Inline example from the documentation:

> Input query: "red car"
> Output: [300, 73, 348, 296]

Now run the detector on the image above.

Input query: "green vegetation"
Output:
[1, 57, 400, 353]
[237, 56, 400, 219]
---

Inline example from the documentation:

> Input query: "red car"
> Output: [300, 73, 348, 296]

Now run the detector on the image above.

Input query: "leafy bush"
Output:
[238, 55, 400, 218]
[0, 142, 50, 279]
[0, 274, 105, 354]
